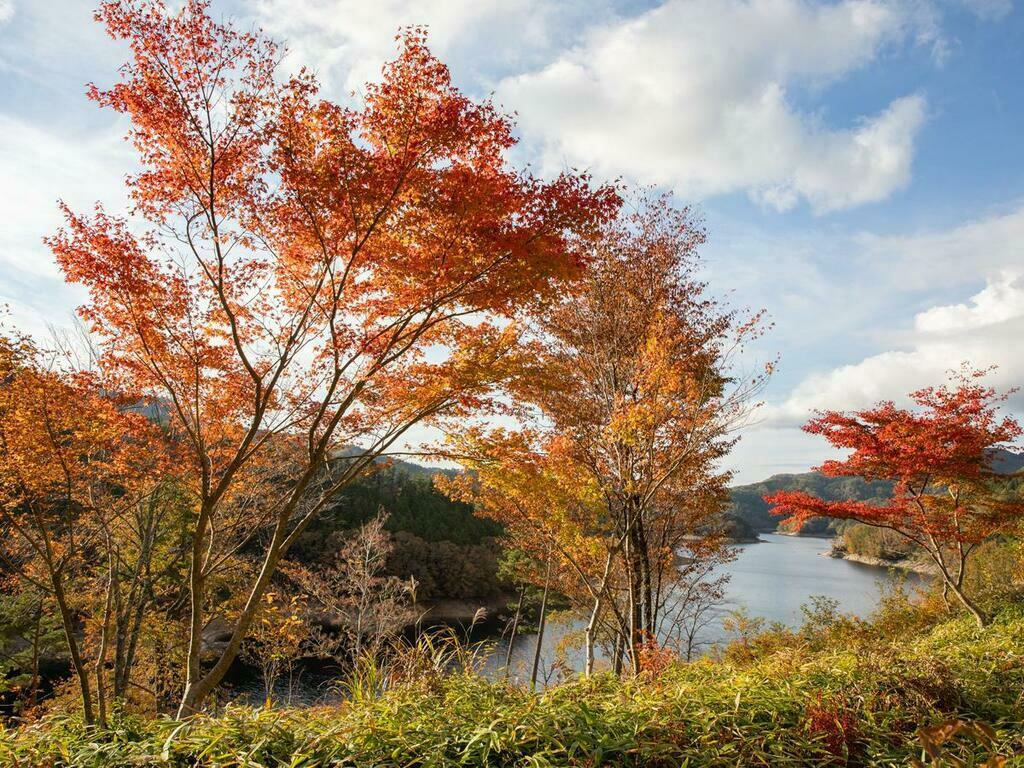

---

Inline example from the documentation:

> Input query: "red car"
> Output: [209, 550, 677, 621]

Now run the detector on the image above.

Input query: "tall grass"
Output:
[2, 600, 1023, 766]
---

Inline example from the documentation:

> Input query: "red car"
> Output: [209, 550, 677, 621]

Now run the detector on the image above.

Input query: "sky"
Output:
[1, 0, 1023, 483]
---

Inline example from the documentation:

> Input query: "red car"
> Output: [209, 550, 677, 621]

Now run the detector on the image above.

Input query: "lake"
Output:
[232, 533, 925, 702]
[487, 533, 925, 685]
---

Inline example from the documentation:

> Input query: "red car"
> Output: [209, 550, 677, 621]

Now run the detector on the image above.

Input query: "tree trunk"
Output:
[584, 551, 616, 678]
[930, 549, 988, 628]
[177, 573, 206, 717]
[177, 520, 290, 717]
[95, 570, 115, 729]
[946, 575, 988, 628]
[176, 455, 341, 718]
[612, 630, 624, 676]
[623, 532, 642, 676]
[50, 572, 95, 726]
[940, 581, 952, 611]
[116, 591, 149, 701]
[177, 502, 212, 719]
[26, 605, 42, 712]
[530, 556, 552, 691]
[634, 519, 654, 637]
[584, 594, 602, 678]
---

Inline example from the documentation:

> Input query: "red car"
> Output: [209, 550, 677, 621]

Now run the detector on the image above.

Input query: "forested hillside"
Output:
[729, 448, 1024, 537]
[727, 473, 891, 535]
[290, 464, 506, 602]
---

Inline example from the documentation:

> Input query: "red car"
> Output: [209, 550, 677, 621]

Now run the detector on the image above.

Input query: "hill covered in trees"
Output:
[728, 449, 1024, 538]
[727, 473, 892, 535]
[291, 463, 507, 603]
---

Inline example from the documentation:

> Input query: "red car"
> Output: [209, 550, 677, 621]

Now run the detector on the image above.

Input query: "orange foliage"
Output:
[443, 196, 771, 674]
[45, 0, 616, 715]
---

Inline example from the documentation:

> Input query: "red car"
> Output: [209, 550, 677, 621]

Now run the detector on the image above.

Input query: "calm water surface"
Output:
[236, 534, 924, 702]
[490, 533, 924, 684]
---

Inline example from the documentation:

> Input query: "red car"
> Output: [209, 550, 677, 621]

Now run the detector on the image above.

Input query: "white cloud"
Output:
[755, 95, 927, 213]
[495, 0, 932, 213]
[727, 201, 1024, 475]
[0, 114, 132, 339]
[0, 115, 130, 274]
[0, 1, 14, 26]
[915, 270, 1024, 332]
[858, 202, 1024, 287]
[762, 271, 1024, 426]
[247, 0, 606, 96]
[249, 0, 942, 213]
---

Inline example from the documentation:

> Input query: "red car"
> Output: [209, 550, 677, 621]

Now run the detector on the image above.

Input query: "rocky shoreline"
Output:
[824, 542, 937, 575]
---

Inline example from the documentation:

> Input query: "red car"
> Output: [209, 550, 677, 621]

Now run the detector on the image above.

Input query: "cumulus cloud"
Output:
[763, 271, 1024, 426]
[915, 270, 1024, 332]
[495, 0, 932, 213]
[247, 0, 607, 95]
[0, 1, 13, 25]
[0, 114, 132, 338]
[858, 203, 1024, 288]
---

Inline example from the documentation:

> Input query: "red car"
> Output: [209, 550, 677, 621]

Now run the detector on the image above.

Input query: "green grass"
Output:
[3, 604, 1023, 767]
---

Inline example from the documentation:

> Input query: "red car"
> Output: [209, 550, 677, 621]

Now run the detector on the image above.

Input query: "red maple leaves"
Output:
[766, 369, 1023, 626]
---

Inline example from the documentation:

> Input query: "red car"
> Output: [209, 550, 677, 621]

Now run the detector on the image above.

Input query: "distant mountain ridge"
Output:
[332, 446, 1024, 539]
[728, 448, 1024, 535]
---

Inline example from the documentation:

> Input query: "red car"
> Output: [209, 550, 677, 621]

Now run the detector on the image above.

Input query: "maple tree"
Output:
[765, 370, 1024, 627]
[47, 0, 615, 716]
[444, 196, 769, 674]
[440, 428, 614, 677]
[0, 331, 175, 726]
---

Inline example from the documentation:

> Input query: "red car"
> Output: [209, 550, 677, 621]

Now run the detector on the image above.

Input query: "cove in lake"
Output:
[488, 533, 926, 686]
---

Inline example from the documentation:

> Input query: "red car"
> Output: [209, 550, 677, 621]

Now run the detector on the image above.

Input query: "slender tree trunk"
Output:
[584, 594, 602, 678]
[685, 625, 697, 663]
[947, 573, 987, 628]
[940, 581, 952, 611]
[178, 582, 206, 716]
[944, 578, 987, 627]
[95, 566, 115, 729]
[117, 592, 149, 700]
[612, 629, 624, 676]
[504, 585, 526, 676]
[530, 556, 552, 691]
[176, 455, 340, 717]
[50, 573, 95, 725]
[177, 519, 290, 717]
[584, 551, 615, 678]
[930, 549, 987, 628]
[177, 502, 211, 719]
[635, 519, 654, 638]
[623, 532, 642, 675]
[26, 605, 42, 713]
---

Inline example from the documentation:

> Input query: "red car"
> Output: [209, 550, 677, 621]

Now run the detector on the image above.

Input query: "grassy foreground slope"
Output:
[3, 601, 1023, 767]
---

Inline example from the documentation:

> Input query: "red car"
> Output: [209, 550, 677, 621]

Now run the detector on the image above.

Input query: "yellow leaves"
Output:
[251, 592, 310, 663]
[439, 426, 608, 586]
[912, 719, 1007, 767]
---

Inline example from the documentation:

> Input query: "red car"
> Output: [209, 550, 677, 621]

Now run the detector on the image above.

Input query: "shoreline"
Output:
[822, 544, 937, 575]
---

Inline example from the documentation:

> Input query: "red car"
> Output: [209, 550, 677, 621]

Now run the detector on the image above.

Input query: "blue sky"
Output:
[1, 0, 1022, 482]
